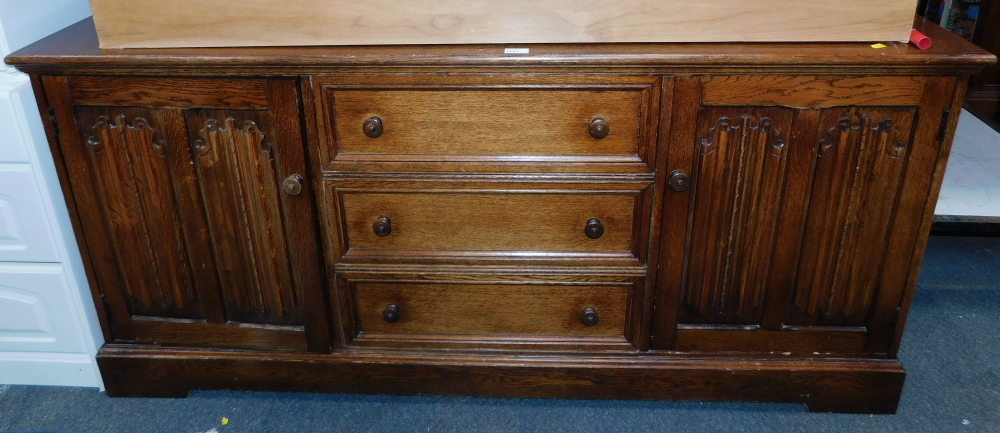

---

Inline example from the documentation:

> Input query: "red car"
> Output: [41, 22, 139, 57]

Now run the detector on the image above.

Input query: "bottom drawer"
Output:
[338, 277, 640, 350]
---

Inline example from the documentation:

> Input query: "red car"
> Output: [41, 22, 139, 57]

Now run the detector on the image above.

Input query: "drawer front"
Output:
[0, 263, 86, 353]
[0, 83, 34, 163]
[327, 180, 651, 265]
[0, 165, 60, 263]
[314, 76, 659, 172]
[340, 277, 638, 350]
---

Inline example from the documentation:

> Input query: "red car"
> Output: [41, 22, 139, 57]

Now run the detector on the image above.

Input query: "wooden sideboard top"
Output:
[6, 17, 994, 76]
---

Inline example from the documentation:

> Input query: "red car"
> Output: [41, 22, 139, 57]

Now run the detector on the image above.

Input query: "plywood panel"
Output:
[90, 0, 919, 48]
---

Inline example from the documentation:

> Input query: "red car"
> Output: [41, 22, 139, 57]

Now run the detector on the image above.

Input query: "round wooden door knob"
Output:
[589, 118, 610, 139]
[585, 218, 604, 239]
[668, 170, 691, 192]
[582, 306, 599, 327]
[363, 116, 383, 138]
[382, 303, 401, 323]
[373, 216, 392, 237]
[281, 174, 304, 196]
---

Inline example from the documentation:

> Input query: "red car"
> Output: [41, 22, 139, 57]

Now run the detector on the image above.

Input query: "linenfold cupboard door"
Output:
[652, 76, 958, 355]
[42, 76, 329, 352]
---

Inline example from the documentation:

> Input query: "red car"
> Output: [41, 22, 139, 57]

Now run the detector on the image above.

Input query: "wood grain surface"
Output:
[12, 13, 993, 413]
[326, 88, 642, 159]
[88, 0, 919, 48]
[700, 76, 925, 108]
[97, 345, 908, 413]
[340, 191, 635, 253]
[352, 281, 629, 337]
[7, 18, 994, 78]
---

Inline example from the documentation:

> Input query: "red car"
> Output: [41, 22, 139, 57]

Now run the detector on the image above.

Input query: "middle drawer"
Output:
[324, 179, 652, 266]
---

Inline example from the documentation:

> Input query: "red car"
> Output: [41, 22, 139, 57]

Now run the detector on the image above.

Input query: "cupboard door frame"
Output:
[41, 75, 330, 352]
[651, 75, 959, 355]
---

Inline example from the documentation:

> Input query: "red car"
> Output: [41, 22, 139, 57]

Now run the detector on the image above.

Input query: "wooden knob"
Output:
[382, 303, 400, 323]
[373, 216, 392, 237]
[585, 218, 604, 239]
[582, 306, 599, 327]
[363, 116, 383, 138]
[589, 118, 609, 139]
[668, 170, 691, 192]
[281, 174, 304, 196]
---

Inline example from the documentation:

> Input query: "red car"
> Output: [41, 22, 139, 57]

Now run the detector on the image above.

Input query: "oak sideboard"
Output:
[7, 17, 993, 413]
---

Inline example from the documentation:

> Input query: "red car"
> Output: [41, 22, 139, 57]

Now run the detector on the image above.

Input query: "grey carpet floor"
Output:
[1, 235, 998, 433]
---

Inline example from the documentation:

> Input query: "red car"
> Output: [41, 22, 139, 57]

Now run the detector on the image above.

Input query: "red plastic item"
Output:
[910, 29, 932, 50]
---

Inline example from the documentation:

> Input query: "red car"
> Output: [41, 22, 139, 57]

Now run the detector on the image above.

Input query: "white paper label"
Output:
[504, 48, 529, 54]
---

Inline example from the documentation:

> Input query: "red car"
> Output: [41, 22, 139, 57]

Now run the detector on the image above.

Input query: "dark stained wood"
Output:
[679, 107, 794, 325]
[264, 79, 332, 353]
[74, 106, 204, 320]
[312, 75, 660, 174]
[700, 76, 925, 108]
[42, 75, 328, 351]
[67, 76, 270, 109]
[325, 178, 652, 266]
[97, 345, 907, 414]
[184, 109, 301, 325]
[759, 108, 820, 331]
[650, 76, 702, 350]
[674, 327, 866, 354]
[5, 17, 994, 77]
[350, 281, 630, 338]
[130, 317, 308, 352]
[873, 77, 965, 355]
[319, 80, 650, 159]
[635, 75, 674, 352]
[655, 76, 933, 355]
[788, 107, 917, 327]
[11, 14, 994, 413]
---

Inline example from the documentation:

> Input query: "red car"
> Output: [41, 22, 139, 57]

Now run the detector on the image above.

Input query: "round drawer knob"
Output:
[668, 170, 691, 192]
[382, 303, 401, 323]
[589, 118, 610, 139]
[373, 216, 392, 237]
[582, 306, 599, 327]
[363, 116, 383, 138]
[584, 218, 604, 239]
[281, 174, 304, 196]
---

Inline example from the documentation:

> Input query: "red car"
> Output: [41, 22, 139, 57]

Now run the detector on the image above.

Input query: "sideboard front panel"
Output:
[44, 76, 328, 352]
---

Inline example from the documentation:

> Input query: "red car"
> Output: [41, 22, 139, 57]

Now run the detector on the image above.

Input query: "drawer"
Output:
[0, 165, 60, 262]
[314, 76, 660, 172]
[338, 276, 639, 350]
[0, 263, 86, 353]
[0, 82, 35, 164]
[327, 180, 652, 265]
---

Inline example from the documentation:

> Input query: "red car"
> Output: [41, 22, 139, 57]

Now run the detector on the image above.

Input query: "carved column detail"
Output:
[80, 109, 200, 317]
[680, 108, 793, 325]
[790, 107, 916, 326]
[190, 113, 301, 325]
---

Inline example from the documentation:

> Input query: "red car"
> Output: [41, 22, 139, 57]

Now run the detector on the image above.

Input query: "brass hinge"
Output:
[936, 109, 952, 142]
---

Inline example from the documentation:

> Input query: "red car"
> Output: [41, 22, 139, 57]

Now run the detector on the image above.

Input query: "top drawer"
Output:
[313, 76, 660, 173]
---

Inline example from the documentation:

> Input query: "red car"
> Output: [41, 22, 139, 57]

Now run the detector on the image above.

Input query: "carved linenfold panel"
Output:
[76, 107, 202, 319]
[194, 118, 273, 167]
[187, 111, 302, 325]
[789, 107, 916, 326]
[680, 108, 793, 325]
